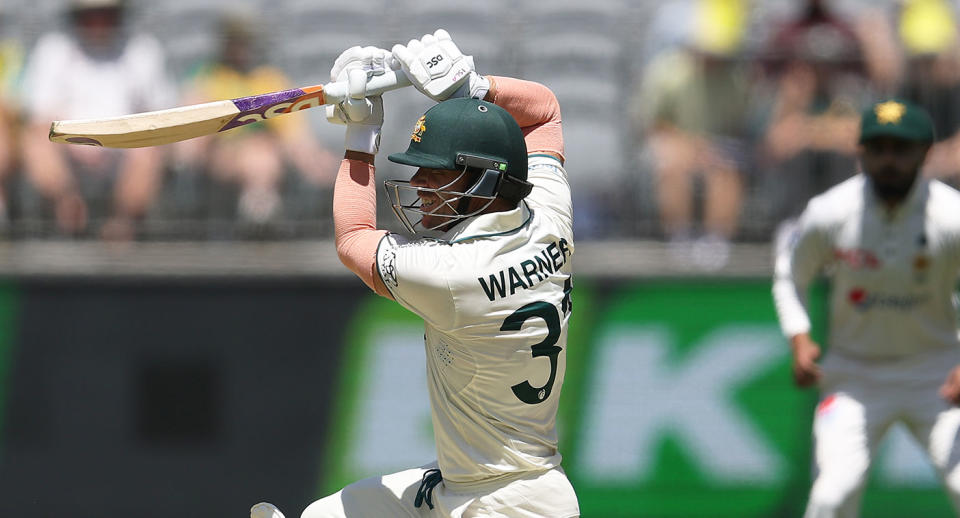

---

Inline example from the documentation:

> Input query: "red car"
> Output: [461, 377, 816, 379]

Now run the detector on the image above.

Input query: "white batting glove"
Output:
[250, 502, 285, 518]
[391, 29, 489, 102]
[326, 46, 393, 155]
[329, 45, 398, 83]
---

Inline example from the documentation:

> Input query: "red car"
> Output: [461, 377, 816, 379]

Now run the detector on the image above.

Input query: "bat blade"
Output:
[49, 70, 410, 148]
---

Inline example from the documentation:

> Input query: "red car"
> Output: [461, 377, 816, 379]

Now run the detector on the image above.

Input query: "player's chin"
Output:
[421, 214, 443, 230]
[421, 209, 457, 230]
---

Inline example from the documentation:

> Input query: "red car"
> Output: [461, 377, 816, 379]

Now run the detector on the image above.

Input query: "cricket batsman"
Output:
[252, 30, 579, 517]
[773, 99, 960, 517]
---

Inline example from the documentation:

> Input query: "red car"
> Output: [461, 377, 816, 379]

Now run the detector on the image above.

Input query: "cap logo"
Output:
[411, 115, 426, 143]
[875, 101, 906, 125]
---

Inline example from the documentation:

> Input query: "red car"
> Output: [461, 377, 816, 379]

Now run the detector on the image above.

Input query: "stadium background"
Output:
[0, 0, 959, 517]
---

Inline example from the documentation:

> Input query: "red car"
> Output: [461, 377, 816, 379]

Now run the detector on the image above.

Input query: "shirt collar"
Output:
[443, 201, 532, 244]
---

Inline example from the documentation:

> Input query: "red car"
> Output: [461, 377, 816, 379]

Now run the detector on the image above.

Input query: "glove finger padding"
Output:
[330, 46, 363, 82]
[434, 29, 465, 64]
[343, 68, 373, 119]
[327, 46, 392, 129]
[392, 29, 475, 102]
[407, 39, 424, 54]
[330, 45, 395, 83]
[328, 48, 385, 154]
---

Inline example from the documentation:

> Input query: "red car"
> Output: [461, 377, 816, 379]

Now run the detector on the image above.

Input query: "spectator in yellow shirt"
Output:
[175, 13, 336, 227]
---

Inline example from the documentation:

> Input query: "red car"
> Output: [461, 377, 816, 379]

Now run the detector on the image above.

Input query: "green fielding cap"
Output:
[859, 99, 935, 143]
[388, 97, 528, 181]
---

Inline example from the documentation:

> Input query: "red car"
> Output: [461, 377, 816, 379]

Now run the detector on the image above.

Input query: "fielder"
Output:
[773, 99, 960, 518]
[252, 30, 579, 517]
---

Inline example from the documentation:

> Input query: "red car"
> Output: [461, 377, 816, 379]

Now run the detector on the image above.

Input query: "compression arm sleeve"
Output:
[333, 157, 392, 298]
[487, 76, 564, 161]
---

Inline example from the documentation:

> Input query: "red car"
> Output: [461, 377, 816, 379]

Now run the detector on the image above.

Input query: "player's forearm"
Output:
[485, 76, 564, 160]
[333, 155, 391, 297]
[789, 332, 815, 350]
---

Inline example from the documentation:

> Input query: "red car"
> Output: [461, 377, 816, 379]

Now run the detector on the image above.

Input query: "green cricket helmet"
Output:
[385, 97, 532, 234]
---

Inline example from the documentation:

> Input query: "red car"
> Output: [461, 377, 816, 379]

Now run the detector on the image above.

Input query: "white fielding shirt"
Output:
[774, 174, 960, 373]
[376, 155, 573, 488]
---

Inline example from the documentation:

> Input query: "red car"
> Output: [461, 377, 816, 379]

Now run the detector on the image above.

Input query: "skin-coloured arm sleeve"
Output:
[486, 76, 564, 161]
[333, 156, 392, 298]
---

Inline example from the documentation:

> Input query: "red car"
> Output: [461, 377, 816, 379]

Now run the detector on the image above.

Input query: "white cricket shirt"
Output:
[376, 155, 573, 487]
[774, 174, 960, 370]
[21, 32, 175, 121]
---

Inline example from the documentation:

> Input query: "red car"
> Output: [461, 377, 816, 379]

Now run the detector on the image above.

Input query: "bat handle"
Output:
[322, 70, 412, 104]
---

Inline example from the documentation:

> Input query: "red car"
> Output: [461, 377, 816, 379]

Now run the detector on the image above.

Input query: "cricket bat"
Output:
[49, 70, 411, 148]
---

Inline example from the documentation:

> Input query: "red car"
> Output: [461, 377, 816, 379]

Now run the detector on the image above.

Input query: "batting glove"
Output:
[392, 29, 489, 102]
[327, 46, 394, 155]
[329, 45, 398, 81]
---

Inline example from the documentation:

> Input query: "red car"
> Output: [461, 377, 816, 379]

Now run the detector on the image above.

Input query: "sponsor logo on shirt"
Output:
[914, 233, 929, 283]
[380, 248, 399, 287]
[816, 393, 837, 415]
[834, 248, 881, 269]
[848, 287, 928, 311]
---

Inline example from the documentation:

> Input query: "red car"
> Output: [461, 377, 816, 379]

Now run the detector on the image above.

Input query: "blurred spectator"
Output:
[895, 0, 960, 188]
[173, 13, 337, 229]
[19, 0, 175, 240]
[0, 28, 22, 230]
[758, 0, 877, 222]
[632, 0, 754, 269]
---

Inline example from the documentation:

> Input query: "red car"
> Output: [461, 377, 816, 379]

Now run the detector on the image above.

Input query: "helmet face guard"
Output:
[384, 160, 500, 235]
[385, 98, 532, 235]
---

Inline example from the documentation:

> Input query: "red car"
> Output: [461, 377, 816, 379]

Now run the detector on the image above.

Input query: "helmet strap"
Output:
[456, 167, 482, 216]
[457, 153, 534, 205]
[498, 175, 533, 204]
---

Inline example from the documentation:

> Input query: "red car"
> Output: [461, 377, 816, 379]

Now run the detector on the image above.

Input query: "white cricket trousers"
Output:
[804, 374, 960, 518]
[300, 463, 580, 518]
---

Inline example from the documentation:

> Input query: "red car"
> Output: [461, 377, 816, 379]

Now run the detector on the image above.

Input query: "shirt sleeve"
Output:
[376, 234, 457, 330]
[486, 77, 569, 226]
[772, 200, 833, 338]
[525, 155, 572, 229]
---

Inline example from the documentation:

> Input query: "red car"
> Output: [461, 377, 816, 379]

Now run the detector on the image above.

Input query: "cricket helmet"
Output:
[385, 97, 532, 234]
